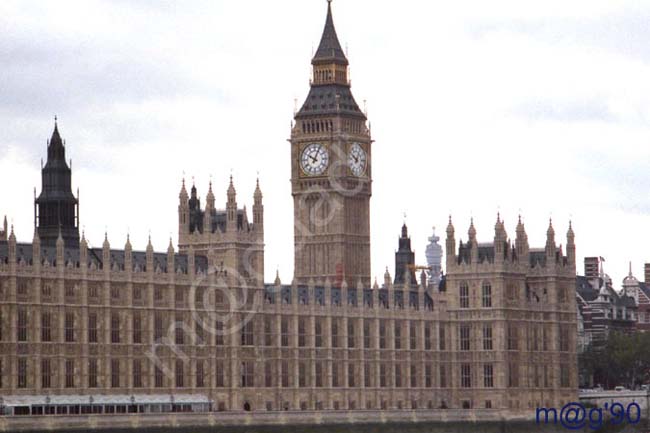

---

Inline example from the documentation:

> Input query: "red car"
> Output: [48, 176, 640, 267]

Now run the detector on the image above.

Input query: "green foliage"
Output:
[579, 331, 650, 389]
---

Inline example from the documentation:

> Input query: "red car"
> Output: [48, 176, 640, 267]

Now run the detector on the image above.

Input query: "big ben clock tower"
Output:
[291, 0, 371, 287]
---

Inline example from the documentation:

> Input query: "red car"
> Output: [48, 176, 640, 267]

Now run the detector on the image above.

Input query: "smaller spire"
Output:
[468, 218, 476, 240]
[446, 215, 454, 235]
[547, 218, 555, 237]
[254, 177, 262, 199]
[179, 177, 188, 200]
[373, 277, 379, 290]
[274, 269, 281, 286]
[227, 175, 237, 203]
[516, 215, 524, 232]
[206, 179, 215, 207]
[56, 226, 64, 251]
[102, 231, 109, 249]
[125, 233, 132, 250]
[168, 237, 174, 253]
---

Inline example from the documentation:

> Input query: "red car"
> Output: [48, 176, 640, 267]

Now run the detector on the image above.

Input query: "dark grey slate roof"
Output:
[312, 2, 348, 65]
[0, 241, 207, 274]
[295, 84, 365, 119]
[576, 275, 637, 308]
[639, 282, 650, 299]
[457, 243, 495, 264]
[576, 275, 598, 301]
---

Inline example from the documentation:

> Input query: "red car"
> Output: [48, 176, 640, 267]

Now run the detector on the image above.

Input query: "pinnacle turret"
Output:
[179, 178, 188, 201]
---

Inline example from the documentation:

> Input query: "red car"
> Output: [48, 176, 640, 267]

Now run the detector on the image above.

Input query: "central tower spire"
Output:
[309, 0, 352, 88]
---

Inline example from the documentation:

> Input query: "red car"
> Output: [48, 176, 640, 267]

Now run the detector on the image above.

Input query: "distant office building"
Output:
[620, 264, 650, 332]
[576, 260, 637, 347]
[425, 227, 443, 287]
[584, 257, 602, 279]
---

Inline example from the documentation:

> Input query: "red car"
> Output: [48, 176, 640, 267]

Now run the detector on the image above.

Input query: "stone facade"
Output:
[0, 1, 578, 416]
[444, 216, 578, 409]
[0, 216, 578, 412]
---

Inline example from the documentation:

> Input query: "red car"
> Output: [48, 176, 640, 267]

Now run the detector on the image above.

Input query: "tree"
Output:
[579, 331, 650, 389]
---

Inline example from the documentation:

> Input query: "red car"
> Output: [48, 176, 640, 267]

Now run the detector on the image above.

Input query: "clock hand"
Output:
[309, 153, 318, 163]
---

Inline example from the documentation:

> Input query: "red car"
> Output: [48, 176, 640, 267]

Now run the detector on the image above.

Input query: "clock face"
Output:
[348, 143, 367, 177]
[300, 143, 329, 176]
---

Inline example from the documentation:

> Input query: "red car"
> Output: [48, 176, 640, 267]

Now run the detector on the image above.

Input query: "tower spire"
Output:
[35, 119, 79, 248]
[313, 0, 347, 65]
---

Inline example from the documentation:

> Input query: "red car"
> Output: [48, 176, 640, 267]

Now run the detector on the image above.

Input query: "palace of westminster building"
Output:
[0, 1, 577, 414]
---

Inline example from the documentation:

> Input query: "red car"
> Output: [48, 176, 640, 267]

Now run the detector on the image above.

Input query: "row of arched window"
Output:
[302, 119, 334, 134]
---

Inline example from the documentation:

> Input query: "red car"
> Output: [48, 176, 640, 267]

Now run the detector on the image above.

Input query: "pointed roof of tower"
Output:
[295, 1, 364, 120]
[254, 177, 262, 199]
[227, 175, 236, 200]
[50, 117, 63, 150]
[44, 116, 69, 168]
[313, 0, 348, 65]
[446, 215, 455, 236]
[567, 220, 575, 240]
[274, 269, 281, 286]
[206, 180, 215, 206]
[179, 178, 188, 200]
[547, 218, 555, 237]
[468, 218, 476, 240]
[516, 215, 525, 233]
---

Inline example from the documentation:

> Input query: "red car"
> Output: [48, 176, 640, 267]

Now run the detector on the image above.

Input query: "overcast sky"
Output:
[1, 0, 650, 287]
